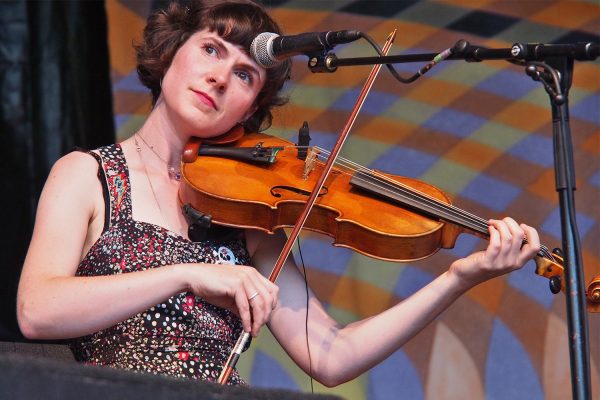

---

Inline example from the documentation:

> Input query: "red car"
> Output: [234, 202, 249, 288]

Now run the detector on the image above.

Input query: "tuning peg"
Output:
[549, 276, 562, 294]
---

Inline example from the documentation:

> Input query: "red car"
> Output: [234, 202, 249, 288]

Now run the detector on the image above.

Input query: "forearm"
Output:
[308, 271, 467, 386]
[263, 219, 538, 386]
[17, 264, 190, 340]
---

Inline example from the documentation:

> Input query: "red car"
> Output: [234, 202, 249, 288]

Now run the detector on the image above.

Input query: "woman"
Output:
[17, 0, 540, 387]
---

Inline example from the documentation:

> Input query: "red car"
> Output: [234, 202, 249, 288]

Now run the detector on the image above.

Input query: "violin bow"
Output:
[217, 30, 397, 385]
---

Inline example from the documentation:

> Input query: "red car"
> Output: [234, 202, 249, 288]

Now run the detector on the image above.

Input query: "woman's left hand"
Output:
[448, 217, 541, 290]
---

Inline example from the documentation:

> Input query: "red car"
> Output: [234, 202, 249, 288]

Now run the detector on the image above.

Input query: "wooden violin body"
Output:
[179, 132, 599, 312]
[180, 133, 472, 262]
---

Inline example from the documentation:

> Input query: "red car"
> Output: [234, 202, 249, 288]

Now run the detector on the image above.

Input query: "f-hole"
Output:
[270, 186, 328, 198]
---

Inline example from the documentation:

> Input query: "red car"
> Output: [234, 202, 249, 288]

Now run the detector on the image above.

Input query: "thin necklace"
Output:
[134, 134, 170, 228]
[135, 132, 182, 181]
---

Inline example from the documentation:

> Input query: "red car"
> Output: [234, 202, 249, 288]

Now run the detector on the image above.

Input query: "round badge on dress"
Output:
[217, 246, 237, 264]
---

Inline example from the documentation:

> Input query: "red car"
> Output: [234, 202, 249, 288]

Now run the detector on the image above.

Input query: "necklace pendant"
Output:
[168, 166, 182, 181]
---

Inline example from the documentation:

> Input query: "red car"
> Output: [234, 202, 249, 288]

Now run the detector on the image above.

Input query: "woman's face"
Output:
[160, 29, 266, 137]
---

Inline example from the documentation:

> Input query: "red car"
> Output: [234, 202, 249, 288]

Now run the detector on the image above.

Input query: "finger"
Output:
[522, 224, 540, 251]
[490, 219, 520, 267]
[247, 290, 260, 302]
[490, 219, 512, 248]
[256, 282, 278, 327]
[247, 288, 266, 337]
[245, 283, 271, 337]
[255, 276, 279, 311]
[503, 217, 525, 253]
[235, 288, 252, 334]
[498, 218, 527, 269]
[486, 220, 502, 259]
[241, 269, 278, 333]
[248, 271, 278, 314]
[242, 276, 272, 336]
[520, 224, 541, 261]
[268, 284, 279, 310]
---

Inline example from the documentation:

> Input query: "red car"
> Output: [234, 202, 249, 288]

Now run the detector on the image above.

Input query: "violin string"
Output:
[312, 146, 490, 230]
[281, 145, 554, 261]
[290, 144, 489, 231]
[334, 157, 555, 260]
[323, 153, 554, 260]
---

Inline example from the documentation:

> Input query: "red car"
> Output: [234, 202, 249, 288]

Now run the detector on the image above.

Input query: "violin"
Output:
[178, 132, 599, 312]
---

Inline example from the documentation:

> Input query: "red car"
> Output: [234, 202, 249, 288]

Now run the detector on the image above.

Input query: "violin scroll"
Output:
[588, 276, 600, 306]
[534, 248, 599, 312]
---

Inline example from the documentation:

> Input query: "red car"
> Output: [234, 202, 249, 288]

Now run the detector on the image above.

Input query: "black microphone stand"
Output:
[532, 55, 591, 400]
[311, 40, 598, 399]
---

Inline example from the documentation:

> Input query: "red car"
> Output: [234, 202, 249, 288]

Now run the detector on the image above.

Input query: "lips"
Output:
[192, 89, 217, 110]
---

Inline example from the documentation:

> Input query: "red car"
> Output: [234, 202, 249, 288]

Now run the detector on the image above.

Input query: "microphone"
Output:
[251, 30, 361, 68]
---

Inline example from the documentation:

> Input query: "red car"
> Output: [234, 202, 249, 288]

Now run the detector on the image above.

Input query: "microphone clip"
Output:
[308, 52, 339, 73]
[525, 62, 565, 105]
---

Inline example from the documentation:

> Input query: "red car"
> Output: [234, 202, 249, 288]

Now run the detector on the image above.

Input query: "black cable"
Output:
[360, 32, 455, 84]
[295, 236, 314, 393]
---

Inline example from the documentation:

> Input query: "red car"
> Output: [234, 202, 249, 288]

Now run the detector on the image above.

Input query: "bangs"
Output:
[205, 3, 280, 54]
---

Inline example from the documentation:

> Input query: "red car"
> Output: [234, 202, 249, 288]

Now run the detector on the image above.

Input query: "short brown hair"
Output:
[135, 0, 291, 132]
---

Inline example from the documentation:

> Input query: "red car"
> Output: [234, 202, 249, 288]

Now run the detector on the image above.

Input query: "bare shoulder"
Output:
[50, 150, 100, 178]
[38, 150, 104, 221]
[46, 150, 102, 193]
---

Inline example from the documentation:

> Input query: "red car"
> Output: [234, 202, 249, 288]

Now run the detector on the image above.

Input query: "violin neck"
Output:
[350, 171, 556, 264]
[350, 170, 491, 237]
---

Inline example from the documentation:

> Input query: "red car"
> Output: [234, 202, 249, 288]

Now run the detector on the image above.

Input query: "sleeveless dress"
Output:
[69, 144, 249, 385]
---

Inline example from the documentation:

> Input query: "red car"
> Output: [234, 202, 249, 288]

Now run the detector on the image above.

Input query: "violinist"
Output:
[16, 0, 540, 388]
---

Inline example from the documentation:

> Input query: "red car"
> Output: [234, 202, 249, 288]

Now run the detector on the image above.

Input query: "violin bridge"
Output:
[303, 147, 319, 179]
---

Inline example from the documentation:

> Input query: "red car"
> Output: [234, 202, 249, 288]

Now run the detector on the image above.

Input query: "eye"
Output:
[202, 43, 218, 57]
[235, 70, 253, 85]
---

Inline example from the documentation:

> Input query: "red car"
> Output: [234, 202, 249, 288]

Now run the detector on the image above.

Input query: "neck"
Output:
[138, 101, 189, 167]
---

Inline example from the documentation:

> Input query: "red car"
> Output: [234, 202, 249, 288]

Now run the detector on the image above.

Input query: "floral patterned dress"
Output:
[70, 144, 249, 385]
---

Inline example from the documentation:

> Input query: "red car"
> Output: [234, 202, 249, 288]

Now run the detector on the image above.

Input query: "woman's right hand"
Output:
[180, 263, 279, 337]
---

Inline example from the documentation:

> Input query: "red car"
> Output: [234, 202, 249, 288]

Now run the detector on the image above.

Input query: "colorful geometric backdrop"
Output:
[106, 1, 599, 399]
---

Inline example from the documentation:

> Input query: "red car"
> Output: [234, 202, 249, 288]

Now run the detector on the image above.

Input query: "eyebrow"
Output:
[211, 35, 263, 84]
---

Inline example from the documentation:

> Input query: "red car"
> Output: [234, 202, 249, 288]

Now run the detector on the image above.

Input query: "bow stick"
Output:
[218, 29, 397, 385]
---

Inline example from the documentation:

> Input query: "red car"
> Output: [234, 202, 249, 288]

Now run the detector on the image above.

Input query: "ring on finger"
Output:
[248, 291, 259, 301]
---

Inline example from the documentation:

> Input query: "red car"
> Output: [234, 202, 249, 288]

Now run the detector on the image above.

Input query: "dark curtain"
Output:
[0, 0, 114, 340]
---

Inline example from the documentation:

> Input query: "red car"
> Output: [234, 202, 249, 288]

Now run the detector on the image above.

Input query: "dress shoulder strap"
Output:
[88, 144, 132, 228]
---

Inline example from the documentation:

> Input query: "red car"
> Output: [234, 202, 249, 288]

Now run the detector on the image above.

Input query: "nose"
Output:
[207, 67, 229, 93]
